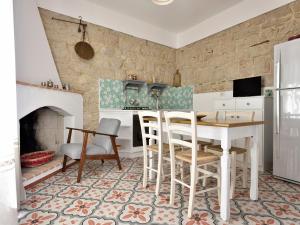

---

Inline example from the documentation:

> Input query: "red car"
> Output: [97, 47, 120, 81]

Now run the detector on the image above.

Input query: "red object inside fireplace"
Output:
[21, 150, 55, 167]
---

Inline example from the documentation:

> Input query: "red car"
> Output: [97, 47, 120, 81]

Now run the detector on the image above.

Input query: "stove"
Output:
[122, 106, 150, 110]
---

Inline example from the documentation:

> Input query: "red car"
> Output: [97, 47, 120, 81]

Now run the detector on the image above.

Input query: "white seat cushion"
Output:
[60, 143, 110, 159]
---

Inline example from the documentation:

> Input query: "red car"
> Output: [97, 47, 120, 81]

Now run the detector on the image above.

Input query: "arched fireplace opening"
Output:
[19, 106, 65, 156]
[19, 105, 78, 186]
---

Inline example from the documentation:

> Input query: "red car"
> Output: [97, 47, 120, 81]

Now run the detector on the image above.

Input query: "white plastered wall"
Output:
[13, 0, 62, 86]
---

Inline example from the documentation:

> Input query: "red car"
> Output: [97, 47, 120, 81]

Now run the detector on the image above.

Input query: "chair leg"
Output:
[202, 165, 207, 187]
[77, 132, 89, 183]
[116, 157, 122, 170]
[169, 156, 176, 206]
[188, 164, 197, 218]
[202, 146, 208, 187]
[217, 162, 221, 205]
[161, 163, 165, 181]
[101, 160, 104, 164]
[62, 155, 68, 172]
[230, 152, 237, 199]
[149, 151, 153, 180]
[242, 152, 248, 188]
[180, 161, 184, 185]
[155, 152, 163, 196]
[77, 157, 86, 183]
[143, 150, 148, 189]
[110, 136, 122, 170]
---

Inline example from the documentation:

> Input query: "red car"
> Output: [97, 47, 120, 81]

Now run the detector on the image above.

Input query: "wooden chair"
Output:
[139, 110, 174, 196]
[205, 111, 255, 198]
[164, 111, 220, 218]
[60, 118, 122, 183]
[185, 111, 219, 149]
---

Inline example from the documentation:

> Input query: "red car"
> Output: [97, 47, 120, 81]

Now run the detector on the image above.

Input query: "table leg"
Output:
[250, 126, 259, 200]
[220, 136, 231, 221]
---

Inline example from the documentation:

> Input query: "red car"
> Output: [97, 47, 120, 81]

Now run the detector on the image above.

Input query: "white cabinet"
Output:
[215, 96, 273, 171]
[235, 97, 264, 110]
[99, 110, 142, 158]
[214, 99, 235, 110]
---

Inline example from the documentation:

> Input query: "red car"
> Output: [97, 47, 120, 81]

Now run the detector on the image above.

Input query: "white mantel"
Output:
[17, 83, 83, 143]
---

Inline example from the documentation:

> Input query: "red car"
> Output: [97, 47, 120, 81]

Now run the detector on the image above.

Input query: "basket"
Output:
[21, 150, 55, 168]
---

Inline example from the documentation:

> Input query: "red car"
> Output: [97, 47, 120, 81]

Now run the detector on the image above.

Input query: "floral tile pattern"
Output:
[99, 79, 193, 109]
[119, 204, 153, 224]
[39, 197, 73, 212]
[58, 186, 89, 198]
[19, 211, 57, 225]
[244, 215, 281, 225]
[64, 199, 99, 217]
[21, 194, 53, 210]
[82, 217, 116, 225]
[104, 189, 133, 203]
[19, 158, 300, 225]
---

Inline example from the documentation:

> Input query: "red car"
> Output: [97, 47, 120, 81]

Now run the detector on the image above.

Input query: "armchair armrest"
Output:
[66, 127, 118, 137]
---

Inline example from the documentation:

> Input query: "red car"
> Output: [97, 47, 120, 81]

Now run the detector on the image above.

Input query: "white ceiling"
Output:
[88, 0, 242, 33]
[37, 0, 295, 48]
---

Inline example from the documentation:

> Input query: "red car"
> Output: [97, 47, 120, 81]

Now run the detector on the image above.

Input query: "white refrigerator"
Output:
[273, 38, 300, 183]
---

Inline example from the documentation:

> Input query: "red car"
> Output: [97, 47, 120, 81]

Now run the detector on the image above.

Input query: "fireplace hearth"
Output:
[17, 82, 83, 186]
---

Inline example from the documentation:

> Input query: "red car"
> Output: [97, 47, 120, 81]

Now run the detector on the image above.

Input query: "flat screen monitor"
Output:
[233, 76, 261, 97]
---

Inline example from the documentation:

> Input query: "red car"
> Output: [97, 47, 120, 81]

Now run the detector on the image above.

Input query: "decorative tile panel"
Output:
[100, 79, 193, 109]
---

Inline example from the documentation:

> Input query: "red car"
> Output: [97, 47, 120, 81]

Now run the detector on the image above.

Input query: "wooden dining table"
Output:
[147, 117, 264, 221]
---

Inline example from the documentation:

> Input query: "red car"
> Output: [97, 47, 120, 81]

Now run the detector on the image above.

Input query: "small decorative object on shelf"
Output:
[265, 89, 273, 97]
[173, 69, 181, 87]
[62, 83, 70, 90]
[128, 74, 137, 80]
[47, 80, 54, 88]
[54, 85, 59, 89]
[41, 82, 47, 87]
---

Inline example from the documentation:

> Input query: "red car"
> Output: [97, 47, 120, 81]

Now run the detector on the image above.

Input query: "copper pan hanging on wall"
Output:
[74, 20, 94, 60]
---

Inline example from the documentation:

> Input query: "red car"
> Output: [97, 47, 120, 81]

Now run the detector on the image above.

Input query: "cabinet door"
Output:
[236, 97, 263, 110]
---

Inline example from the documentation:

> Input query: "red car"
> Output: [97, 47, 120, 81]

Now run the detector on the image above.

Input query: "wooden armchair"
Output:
[60, 118, 122, 182]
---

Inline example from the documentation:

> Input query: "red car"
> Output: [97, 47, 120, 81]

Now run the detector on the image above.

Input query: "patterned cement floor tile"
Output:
[19, 158, 300, 225]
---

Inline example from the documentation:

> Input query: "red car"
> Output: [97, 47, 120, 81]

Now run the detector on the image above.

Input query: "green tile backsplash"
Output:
[100, 79, 193, 109]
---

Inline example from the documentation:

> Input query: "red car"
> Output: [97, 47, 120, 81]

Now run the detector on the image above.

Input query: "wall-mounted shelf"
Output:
[123, 80, 146, 92]
[148, 83, 167, 94]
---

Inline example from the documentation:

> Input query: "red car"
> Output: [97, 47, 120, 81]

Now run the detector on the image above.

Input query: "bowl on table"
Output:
[196, 113, 207, 121]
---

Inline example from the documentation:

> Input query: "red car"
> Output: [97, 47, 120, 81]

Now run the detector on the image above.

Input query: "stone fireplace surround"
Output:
[17, 82, 83, 186]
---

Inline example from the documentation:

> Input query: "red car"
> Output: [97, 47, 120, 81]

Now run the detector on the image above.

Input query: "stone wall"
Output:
[176, 0, 300, 93]
[39, 1, 300, 128]
[39, 8, 176, 129]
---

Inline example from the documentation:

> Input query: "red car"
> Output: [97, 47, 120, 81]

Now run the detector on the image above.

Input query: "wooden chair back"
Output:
[138, 111, 163, 153]
[164, 111, 197, 165]
[92, 118, 121, 152]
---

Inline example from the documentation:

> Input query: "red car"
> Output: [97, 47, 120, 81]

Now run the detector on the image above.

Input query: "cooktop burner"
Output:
[122, 106, 150, 110]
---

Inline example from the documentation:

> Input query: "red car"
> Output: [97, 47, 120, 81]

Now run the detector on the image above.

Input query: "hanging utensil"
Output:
[74, 20, 94, 60]
[52, 16, 95, 60]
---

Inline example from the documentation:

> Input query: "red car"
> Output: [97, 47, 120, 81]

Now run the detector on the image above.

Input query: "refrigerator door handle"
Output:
[276, 51, 281, 89]
[275, 51, 281, 134]
[276, 91, 280, 134]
